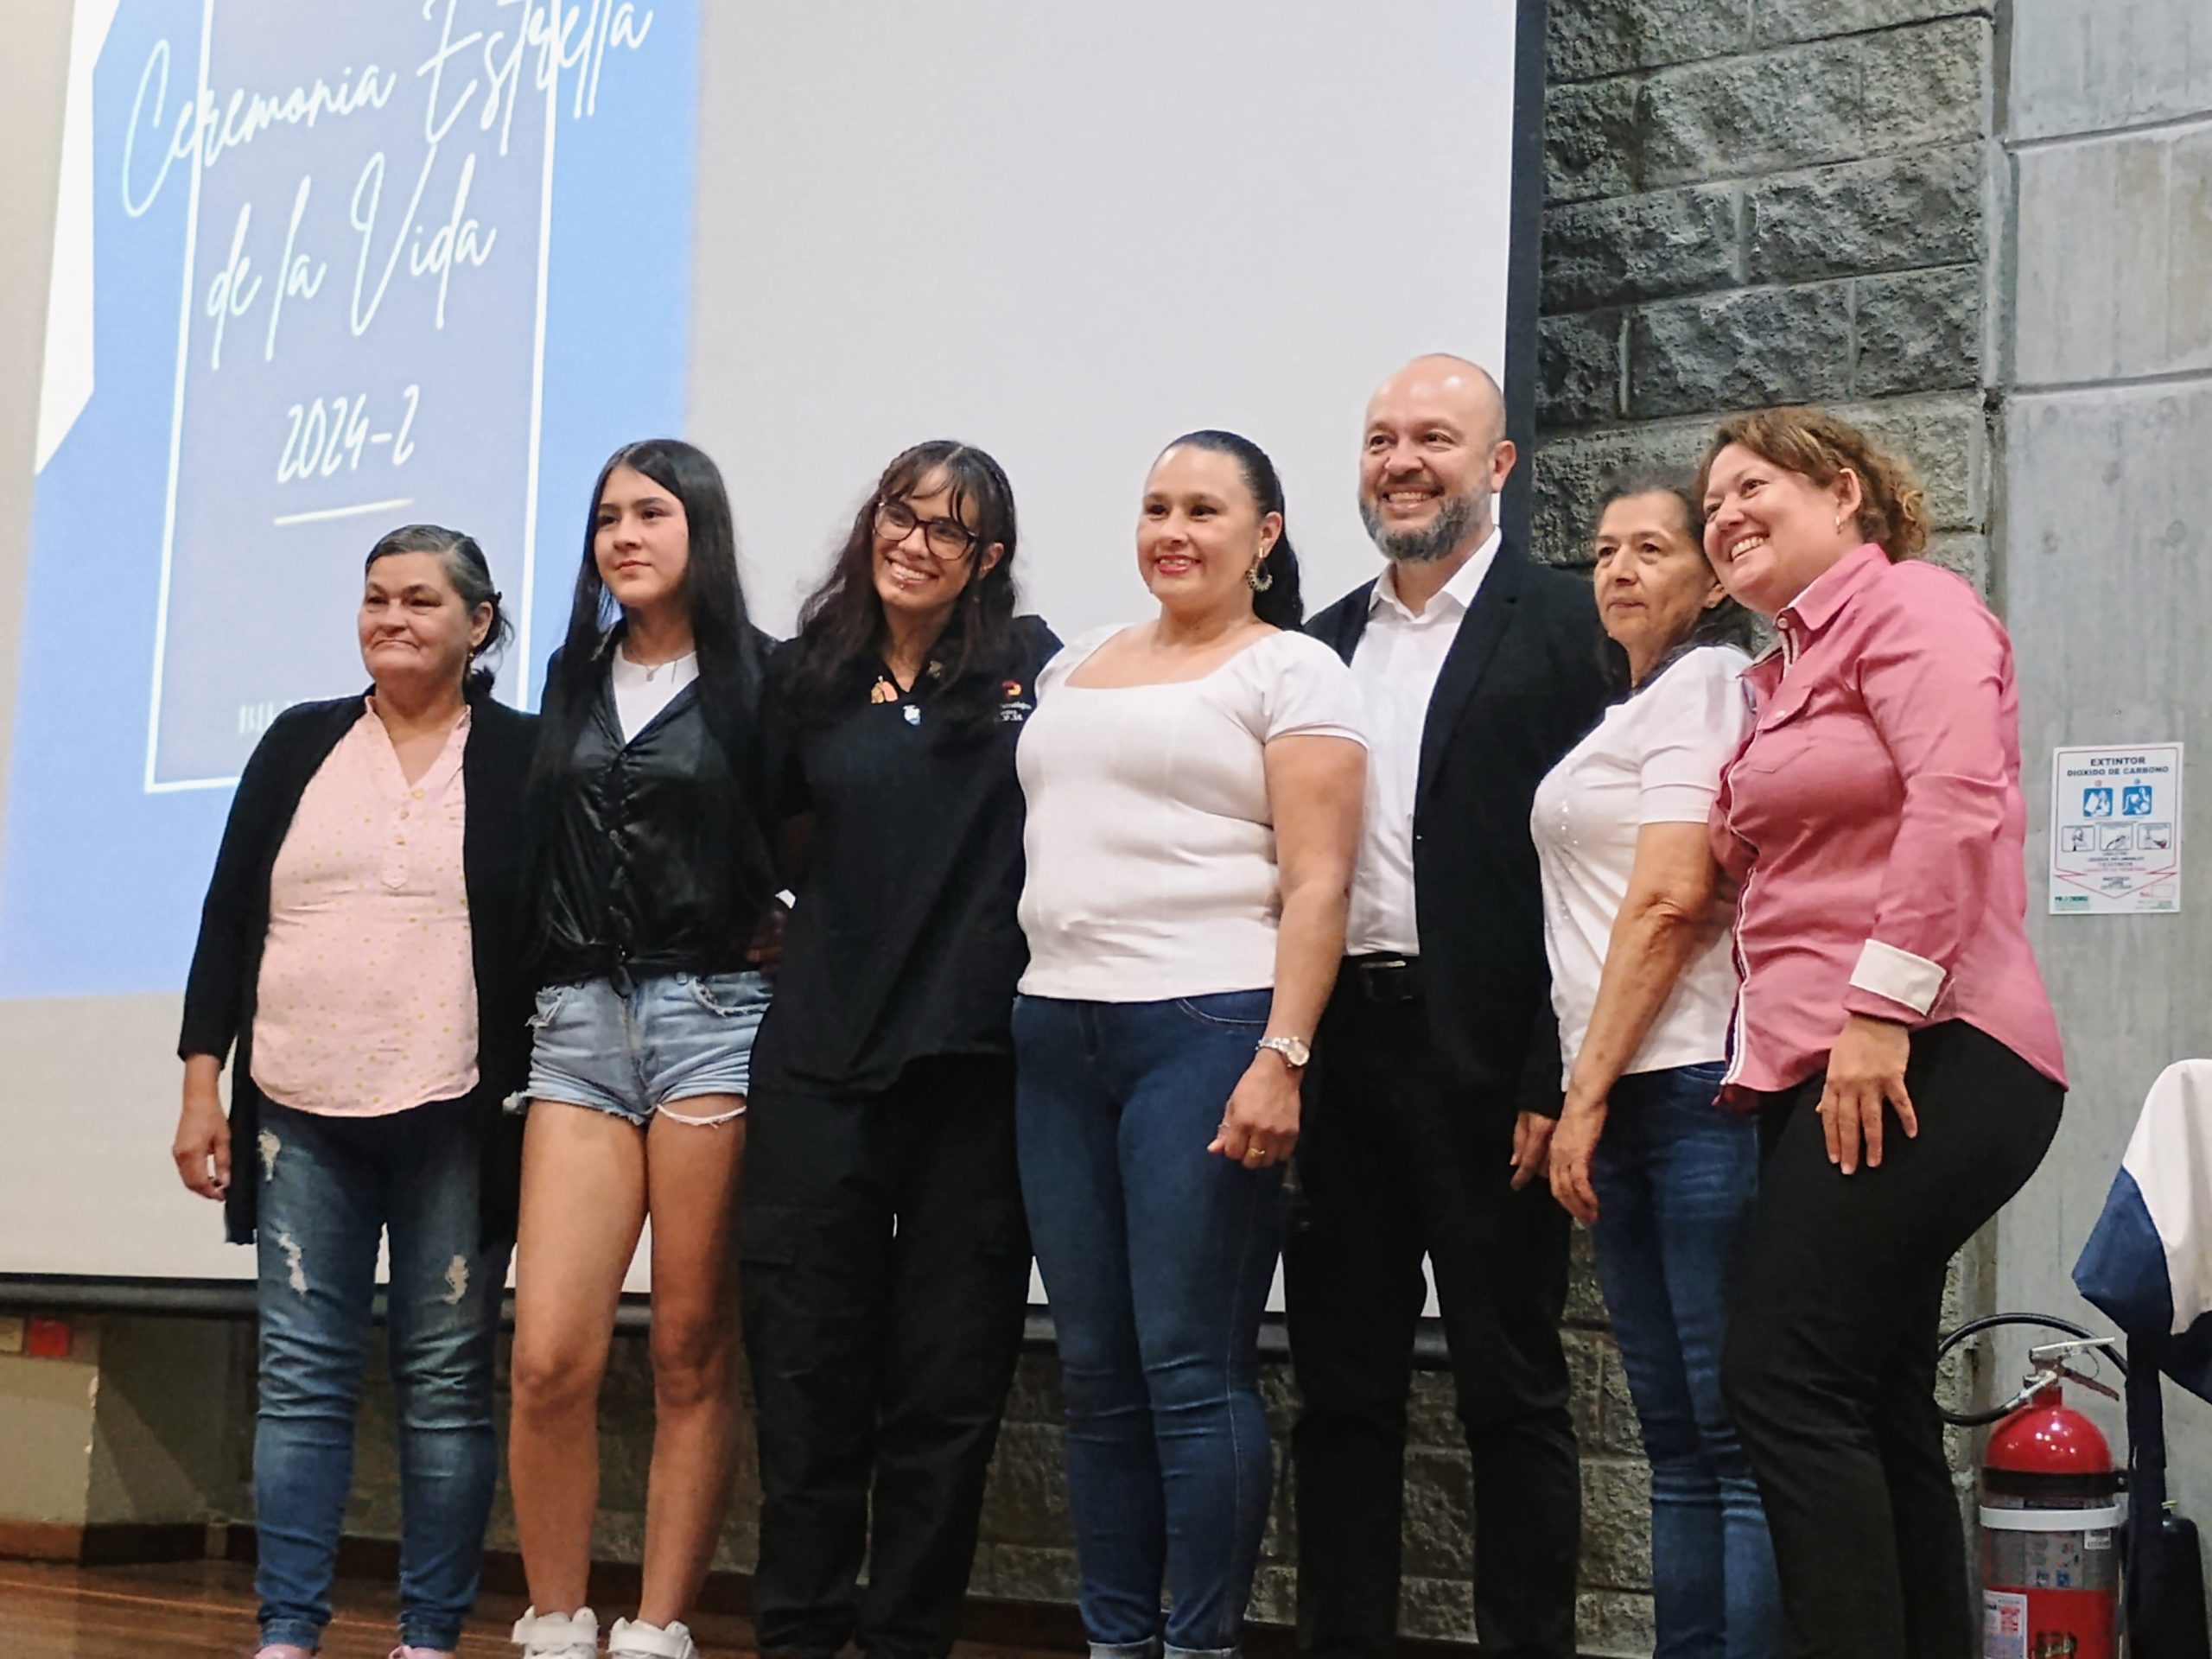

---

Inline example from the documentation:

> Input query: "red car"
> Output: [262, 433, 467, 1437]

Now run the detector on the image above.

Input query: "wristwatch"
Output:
[1256, 1034, 1312, 1071]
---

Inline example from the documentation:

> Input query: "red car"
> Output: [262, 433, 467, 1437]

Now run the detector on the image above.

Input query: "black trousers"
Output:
[741, 1055, 1032, 1659]
[1285, 979, 1580, 1659]
[1720, 1020, 2063, 1659]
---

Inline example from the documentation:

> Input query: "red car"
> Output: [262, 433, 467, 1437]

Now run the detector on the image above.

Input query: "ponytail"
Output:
[1163, 429, 1305, 629]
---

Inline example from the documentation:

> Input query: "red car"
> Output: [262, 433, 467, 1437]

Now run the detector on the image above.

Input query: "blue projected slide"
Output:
[1, 0, 698, 997]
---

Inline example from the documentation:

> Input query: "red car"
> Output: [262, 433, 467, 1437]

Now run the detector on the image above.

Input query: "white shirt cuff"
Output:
[1849, 938, 1945, 1016]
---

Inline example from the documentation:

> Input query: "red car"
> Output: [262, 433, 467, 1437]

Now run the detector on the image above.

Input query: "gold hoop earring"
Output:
[1247, 557, 1274, 594]
[1834, 512, 1847, 533]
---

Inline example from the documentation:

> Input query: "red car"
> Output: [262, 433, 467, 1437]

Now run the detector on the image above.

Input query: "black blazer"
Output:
[1308, 540, 1611, 1116]
[529, 636, 779, 987]
[178, 689, 539, 1244]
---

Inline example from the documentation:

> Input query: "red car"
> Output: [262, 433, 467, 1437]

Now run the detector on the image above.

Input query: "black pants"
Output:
[1720, 1020, 2063, 1659]
[741, 1055, 1032, 1659]
[1285, 980, 1580, 1659]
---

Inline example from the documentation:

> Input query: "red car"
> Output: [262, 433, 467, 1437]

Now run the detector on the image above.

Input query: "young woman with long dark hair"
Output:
[742, 440, 1057, 1659]
[505, 440, 778, 1659]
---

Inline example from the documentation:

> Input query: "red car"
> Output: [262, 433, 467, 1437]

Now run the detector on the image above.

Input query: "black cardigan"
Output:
[177, 689, 539, 1244]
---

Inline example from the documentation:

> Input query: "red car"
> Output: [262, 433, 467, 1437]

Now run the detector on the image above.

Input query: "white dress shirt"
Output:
[1344, 527, 1501, 957]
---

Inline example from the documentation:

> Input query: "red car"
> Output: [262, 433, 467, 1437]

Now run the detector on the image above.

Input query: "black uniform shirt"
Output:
[751, 614, 1059, 1096]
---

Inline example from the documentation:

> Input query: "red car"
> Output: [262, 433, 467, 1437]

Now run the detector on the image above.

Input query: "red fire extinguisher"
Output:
[1980, 1379, 2124, 1659]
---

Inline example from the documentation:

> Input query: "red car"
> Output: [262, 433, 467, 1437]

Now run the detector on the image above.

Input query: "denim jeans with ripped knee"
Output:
[252, 1096, 507, 1654]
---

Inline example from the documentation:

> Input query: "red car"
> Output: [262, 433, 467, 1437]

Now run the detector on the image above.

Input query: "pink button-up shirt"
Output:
[251, 702, 479, 1116]
[1711, 544, 2066, 1096]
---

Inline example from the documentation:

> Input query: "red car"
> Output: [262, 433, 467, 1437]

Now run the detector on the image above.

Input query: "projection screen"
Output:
[0, 0, 1544, 1289]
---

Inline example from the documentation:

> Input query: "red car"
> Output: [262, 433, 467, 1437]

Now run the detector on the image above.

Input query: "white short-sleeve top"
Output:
[1531, 645, 1751, 1083]
[1016, 625, 1368, 1002]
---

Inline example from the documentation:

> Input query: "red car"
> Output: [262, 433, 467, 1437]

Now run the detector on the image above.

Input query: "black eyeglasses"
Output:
[874, 496, 979, 561]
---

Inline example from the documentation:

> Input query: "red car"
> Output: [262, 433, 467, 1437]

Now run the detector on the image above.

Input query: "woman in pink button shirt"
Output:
[1698, 408, 2065, 1659]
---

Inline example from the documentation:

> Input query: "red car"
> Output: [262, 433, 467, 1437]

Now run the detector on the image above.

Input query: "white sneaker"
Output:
[512, 1605, 601, 1658]
[607, 1616, 700, 1659]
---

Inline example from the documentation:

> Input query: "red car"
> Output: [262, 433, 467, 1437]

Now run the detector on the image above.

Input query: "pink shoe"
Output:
[255, 1646, 315, 1659]
[391, 1649, 457, 1659]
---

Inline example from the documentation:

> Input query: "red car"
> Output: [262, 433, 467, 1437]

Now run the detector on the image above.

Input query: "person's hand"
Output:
[1818, 1014, 1916, 1174]
[745, 898, 790, 978]
[1510, 1109, 1557, 1192]
[1548, 1094, 1608, 1224]
[173, 1071, 231, 1201]
[1209, 1052, 1302, 1169]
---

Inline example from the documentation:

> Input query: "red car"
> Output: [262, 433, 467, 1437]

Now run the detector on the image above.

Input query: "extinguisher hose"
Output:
[1935, 1311, 2129, 1428]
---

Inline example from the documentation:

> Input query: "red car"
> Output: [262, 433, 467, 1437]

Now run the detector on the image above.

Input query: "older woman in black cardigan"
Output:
[171, 524, 537, 1659]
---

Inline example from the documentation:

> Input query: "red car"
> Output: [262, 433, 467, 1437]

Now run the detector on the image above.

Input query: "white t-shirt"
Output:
[1531, 645, 1751, 1084]
[610, 648, 698, 743]
[1017, 626, 1368, 1002]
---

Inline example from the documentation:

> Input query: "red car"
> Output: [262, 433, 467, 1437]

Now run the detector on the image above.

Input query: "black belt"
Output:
[1341, 954, 1423, 1004]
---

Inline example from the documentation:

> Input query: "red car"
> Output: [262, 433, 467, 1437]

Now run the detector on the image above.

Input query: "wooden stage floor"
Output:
[4, 1558, 685, 1656]
[0, 1558, 1043, 1659]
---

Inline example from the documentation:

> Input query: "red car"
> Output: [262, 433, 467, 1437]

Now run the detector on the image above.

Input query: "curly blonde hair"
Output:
[1694, 406, 1929, 563]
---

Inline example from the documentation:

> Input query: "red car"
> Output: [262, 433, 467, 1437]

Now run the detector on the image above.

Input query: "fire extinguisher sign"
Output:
[2048, 742, 2184, 913]
[1985, 1589, 2030, 1659]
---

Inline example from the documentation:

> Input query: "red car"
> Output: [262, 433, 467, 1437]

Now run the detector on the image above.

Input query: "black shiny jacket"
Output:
[531, 642, 778, 987]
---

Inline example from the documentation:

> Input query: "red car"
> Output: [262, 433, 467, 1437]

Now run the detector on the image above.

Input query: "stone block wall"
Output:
[1532, 0, 1999, 588]
[308, 1243, 1989, 1659]
[316, 1227, 1657, 1652]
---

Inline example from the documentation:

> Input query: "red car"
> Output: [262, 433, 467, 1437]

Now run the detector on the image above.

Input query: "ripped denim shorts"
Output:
[519, 969, 772, 1127]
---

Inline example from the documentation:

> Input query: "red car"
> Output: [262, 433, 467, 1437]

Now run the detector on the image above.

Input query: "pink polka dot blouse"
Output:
[251, 702, 480, 1116]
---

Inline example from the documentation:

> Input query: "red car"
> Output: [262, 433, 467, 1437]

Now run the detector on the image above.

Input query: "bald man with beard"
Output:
[1289, 357, 1611, 1659]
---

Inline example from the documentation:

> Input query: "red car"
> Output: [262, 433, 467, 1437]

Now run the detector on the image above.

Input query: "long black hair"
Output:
[783, 441, 1021, 739]
[363, 523, 512, 696]
[1592, 467, 1759, 694]
[534, 437, 764, 767]
[1162, 429, 1304, 629]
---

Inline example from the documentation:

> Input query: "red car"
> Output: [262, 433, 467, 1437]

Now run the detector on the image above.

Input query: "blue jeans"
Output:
[253, 1096, 507, 1652]
[1014, 992, 1286, 1659]
[524, 968, 772, 1122]
[1588, 1063, 1781, 1659]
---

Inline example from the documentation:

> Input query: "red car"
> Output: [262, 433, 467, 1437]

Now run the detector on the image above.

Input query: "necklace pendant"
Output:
[869, 677, 899, 704]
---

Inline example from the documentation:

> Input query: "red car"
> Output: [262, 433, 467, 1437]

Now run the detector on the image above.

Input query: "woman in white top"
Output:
[1014, 430, 1366, 1659]
[1532, 475, 1778, 1659]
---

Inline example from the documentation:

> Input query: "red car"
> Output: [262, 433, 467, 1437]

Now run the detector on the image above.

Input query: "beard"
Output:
[1360, 488, 1484, 564]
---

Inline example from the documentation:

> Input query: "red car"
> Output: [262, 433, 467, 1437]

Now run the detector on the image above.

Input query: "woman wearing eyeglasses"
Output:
[741, 442, 1058, 1659]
